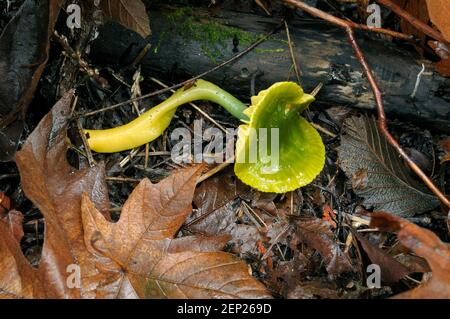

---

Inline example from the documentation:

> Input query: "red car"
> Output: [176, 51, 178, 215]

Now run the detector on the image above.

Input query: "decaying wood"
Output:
[90, 6, 450, 132]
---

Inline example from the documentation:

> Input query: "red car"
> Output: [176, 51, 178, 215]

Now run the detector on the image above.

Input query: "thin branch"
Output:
[282, 0, 450, 209]
[375, 0, 446, 44]
[284, 20, 302, 83]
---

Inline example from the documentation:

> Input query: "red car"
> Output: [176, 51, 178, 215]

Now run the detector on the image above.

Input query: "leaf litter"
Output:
[0, 0, 450, 300]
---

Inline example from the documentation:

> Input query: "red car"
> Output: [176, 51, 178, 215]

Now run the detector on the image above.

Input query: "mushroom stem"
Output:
[85, 79, 247, 153]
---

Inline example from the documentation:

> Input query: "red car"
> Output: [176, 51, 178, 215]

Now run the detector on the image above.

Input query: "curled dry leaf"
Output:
[13, 91, 111, 298]
[337, 116, 438, 217]
[294, 218, 353, 276]
[81, 165, 271, 299]
[0, 0, 62, 161]
[371, 212, 450, 299]
[100, 0, 151, 38]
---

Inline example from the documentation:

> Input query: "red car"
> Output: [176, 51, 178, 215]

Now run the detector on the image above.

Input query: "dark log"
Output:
[90, 5, 450, 132]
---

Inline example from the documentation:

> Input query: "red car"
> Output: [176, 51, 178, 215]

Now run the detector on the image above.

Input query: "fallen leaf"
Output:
[1, 210, 24, 244]
[337, 116, 439, 217]
[100, 0, 151, 38]
[371, 212, 450, 298]
[294, 217, 353, 275]
[81, 166, 271, 299]
[186, 169, 263, 256]
[425, 0, 450, 42]
[14, 91, 111, 298]
[0, 221, 43, 298]
[354, 233, 411, 283]
[0, 0, 62, 161]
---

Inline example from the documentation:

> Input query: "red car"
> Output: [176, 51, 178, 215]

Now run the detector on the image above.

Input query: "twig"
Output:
[284, 20, 302, 83]
[53, 31, 106, 85]
[197, 156, 235, 184]
[282, 0, 450, 209]
[78, 28, 277, 118]
[106, 177, 141, 183]
[76, 119, 96, 167]
[375, 0, 446, 44]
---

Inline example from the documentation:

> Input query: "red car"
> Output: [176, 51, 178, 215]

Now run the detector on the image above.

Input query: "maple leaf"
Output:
[371, 212, 450, 299]
[81, 165, 271, 299]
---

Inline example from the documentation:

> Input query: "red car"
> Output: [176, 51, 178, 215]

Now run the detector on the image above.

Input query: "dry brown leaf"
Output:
[294, 218, 353, 276]
[425, 0, 450, 42]
[355, 233, 411, 283]
[0, 221, 43, 299]
[100, 0, 151, 38]
[187, 168, 264, 256]
[14, 91, 111, 298]
[371, 212, 450, 298]
[81, 166, 271, 299]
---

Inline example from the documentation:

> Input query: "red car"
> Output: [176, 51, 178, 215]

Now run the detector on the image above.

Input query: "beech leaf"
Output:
[337, 116, 439, 217]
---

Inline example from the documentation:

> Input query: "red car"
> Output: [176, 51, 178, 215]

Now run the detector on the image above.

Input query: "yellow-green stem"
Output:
[85, 79, 247, 153]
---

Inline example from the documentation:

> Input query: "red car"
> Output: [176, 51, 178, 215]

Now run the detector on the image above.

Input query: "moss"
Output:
[164, 7, 261, 62]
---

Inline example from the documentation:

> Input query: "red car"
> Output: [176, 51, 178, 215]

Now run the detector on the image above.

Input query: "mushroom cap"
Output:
[235, 82, 325, 193]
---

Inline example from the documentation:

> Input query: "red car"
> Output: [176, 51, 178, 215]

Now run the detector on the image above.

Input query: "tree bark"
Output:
[90, 5, 450, 132]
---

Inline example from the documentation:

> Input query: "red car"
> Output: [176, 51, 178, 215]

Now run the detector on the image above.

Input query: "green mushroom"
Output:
[235, 82, 325, 193]
[84, 79, 325, 193]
